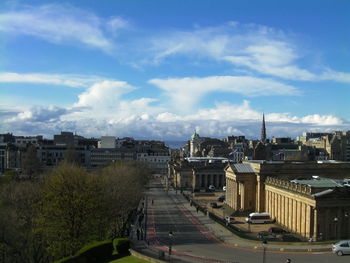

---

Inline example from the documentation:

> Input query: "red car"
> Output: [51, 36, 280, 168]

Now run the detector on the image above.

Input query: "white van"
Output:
[246, 212, 273, 224]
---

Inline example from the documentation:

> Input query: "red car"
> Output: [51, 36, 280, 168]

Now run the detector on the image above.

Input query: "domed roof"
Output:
[191, 130, 200, 140]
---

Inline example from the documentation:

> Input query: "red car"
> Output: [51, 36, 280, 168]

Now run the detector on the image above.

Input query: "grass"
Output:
[109, 255, 150, 263]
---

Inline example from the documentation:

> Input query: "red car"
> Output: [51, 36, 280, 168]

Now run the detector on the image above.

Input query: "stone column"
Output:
[288, 198, 292, 230]
[306, 205, 311, 239]
[301, 203, 306, 238]
[296, 201, 301, 234]
[292, 199, 297, 233]
[313, 208, 318, 240]
[282, 195, 286, 226]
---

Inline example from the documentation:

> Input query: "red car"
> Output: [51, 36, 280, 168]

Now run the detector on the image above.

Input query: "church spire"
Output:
[261, 113, 266, 143]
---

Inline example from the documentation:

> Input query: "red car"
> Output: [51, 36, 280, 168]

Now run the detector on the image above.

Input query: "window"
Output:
[340, 242, 349, 247]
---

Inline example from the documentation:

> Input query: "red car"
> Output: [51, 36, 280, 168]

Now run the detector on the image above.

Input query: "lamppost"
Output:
[334, 217, 338, 239]
[168, 231, 173, 261]
[262, 239, 267, 263]
[345, 212, 349, 238]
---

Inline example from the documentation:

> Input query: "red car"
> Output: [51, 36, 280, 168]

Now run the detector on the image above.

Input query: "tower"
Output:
[261, 114, 266, 144]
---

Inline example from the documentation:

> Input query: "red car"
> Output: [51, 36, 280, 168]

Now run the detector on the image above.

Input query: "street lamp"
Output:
[345, 212, 349, 237]
[262, 239, 267, 263]
[168, 231, 173, 261]
[334, 217, 338, 239]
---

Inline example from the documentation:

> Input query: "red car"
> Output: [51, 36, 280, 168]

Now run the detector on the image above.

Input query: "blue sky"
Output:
[1, 0, 350, 140]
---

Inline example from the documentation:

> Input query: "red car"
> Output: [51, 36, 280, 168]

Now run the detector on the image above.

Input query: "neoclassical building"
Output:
[168, 158, 226, 190]
[225, 160, 350, 240]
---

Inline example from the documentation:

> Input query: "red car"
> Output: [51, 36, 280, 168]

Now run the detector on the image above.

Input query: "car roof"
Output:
[335, 240, 350, 244]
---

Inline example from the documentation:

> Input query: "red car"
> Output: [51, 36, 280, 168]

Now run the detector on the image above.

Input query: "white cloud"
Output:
[266, 113, 343, 126]
[320, 69, 350, 83]
[149, 76, 299, 112]
[5, 105, 72, 123]
[106, 16, 130, 35]
[0, 4, 129, 52]
[224, 42, 317, 81]
[0, 72, 105, 87]
[144, 22, 350, 83]
[75, 80, 135, 107]
[1, 100, 347, 140]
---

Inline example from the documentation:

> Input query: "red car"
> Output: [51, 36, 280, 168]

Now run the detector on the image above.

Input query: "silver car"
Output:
[332, 240, 350, 256]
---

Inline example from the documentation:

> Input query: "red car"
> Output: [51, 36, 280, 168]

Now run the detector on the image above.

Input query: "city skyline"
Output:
[1, 0, 350, 140]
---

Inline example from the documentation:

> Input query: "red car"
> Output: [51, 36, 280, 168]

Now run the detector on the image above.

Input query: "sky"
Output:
[1, 0, 350, 140]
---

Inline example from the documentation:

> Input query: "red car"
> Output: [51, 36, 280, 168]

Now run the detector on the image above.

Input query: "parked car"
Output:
[257, 231, 277, 241]
[208, 185, 216, 191]
[225, 216, 235, 223]
[217, 195, 225, 202]
[246, 212, 273, 224]
[332, 240, 350, 256]
[209, 202, 218, 208]
[268, 227, 287, 234]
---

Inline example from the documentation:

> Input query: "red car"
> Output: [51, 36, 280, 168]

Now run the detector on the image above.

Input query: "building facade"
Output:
[225, 160, 350, 240]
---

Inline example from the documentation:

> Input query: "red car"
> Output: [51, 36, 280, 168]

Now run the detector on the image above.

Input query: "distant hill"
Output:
[164, 141, 187, 149]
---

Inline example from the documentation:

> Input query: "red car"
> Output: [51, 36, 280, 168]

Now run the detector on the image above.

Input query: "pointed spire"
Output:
[261, 113, 266, 143]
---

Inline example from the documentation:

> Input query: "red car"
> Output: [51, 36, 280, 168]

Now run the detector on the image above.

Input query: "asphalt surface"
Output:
[130, 178, 350, 263]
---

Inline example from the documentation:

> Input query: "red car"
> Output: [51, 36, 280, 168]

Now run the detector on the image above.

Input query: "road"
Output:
[145, 178, 350, 263]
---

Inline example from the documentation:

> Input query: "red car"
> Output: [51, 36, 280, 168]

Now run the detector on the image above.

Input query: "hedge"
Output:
[54, 240, 114, 263]
[113, 238, 130, 255]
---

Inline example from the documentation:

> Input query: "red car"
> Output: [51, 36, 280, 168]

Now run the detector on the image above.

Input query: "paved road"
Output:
[145, 178, 350, 263]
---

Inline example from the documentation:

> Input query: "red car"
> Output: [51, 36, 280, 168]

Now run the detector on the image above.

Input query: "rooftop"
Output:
[290, 177, 343, 188]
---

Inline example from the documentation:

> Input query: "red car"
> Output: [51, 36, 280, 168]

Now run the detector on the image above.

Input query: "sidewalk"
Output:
[171, 189, 332, 253]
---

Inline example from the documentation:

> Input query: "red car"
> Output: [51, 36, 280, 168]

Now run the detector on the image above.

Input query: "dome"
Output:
[191, 131, 200, 140]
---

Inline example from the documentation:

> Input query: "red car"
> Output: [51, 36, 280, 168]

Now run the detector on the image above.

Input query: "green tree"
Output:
[34, 163, 104, 259]
[63, 146, 78, 165]
[0, 180, 49, 263]
[22, 145, 41, 179]
[101, 161, 149, 238]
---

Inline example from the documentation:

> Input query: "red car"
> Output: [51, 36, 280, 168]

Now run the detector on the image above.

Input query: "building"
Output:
[265, 177, 350, 240]
[299, 131, 350, 161]
[225, 160, 350, 240]
[90, 148, 135, 168]
[99, 136, 116, 148]
[169, 157, 228, 190]
[92, 138, 171, 173]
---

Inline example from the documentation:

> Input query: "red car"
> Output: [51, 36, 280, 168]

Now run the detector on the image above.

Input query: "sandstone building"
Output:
[225, 160, 350, 240]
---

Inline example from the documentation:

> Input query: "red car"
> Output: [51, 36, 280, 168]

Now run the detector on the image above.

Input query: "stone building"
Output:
[225, 160, 350, 240]
[265, 177, 350, 240]
[169, 157, 227, 190]
[299, 131, 350, 161]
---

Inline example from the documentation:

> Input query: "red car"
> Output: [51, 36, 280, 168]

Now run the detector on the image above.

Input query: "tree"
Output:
[100, 161, 149, 238]
[63, 146, 78, 165]
[0, 180, 49, 263]
[34, 163, 104, 259]
[22, 145, 41, 179]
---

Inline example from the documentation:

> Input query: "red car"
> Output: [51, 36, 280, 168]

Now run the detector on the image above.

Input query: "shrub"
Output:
[114, 238, 130, 255]
[54, 240, 113, 263]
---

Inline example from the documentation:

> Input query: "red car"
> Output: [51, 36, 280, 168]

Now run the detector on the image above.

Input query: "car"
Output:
[268, 227, 287, 234]
[332, 240, 350, 256]
[257, 231, 277, 241]
[208, 185, 216, 191]
[246, 212, 273, 224]
[217, 195, 225, 202]
[225, 216, 235, 223]
[209, 202, 218, 208]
